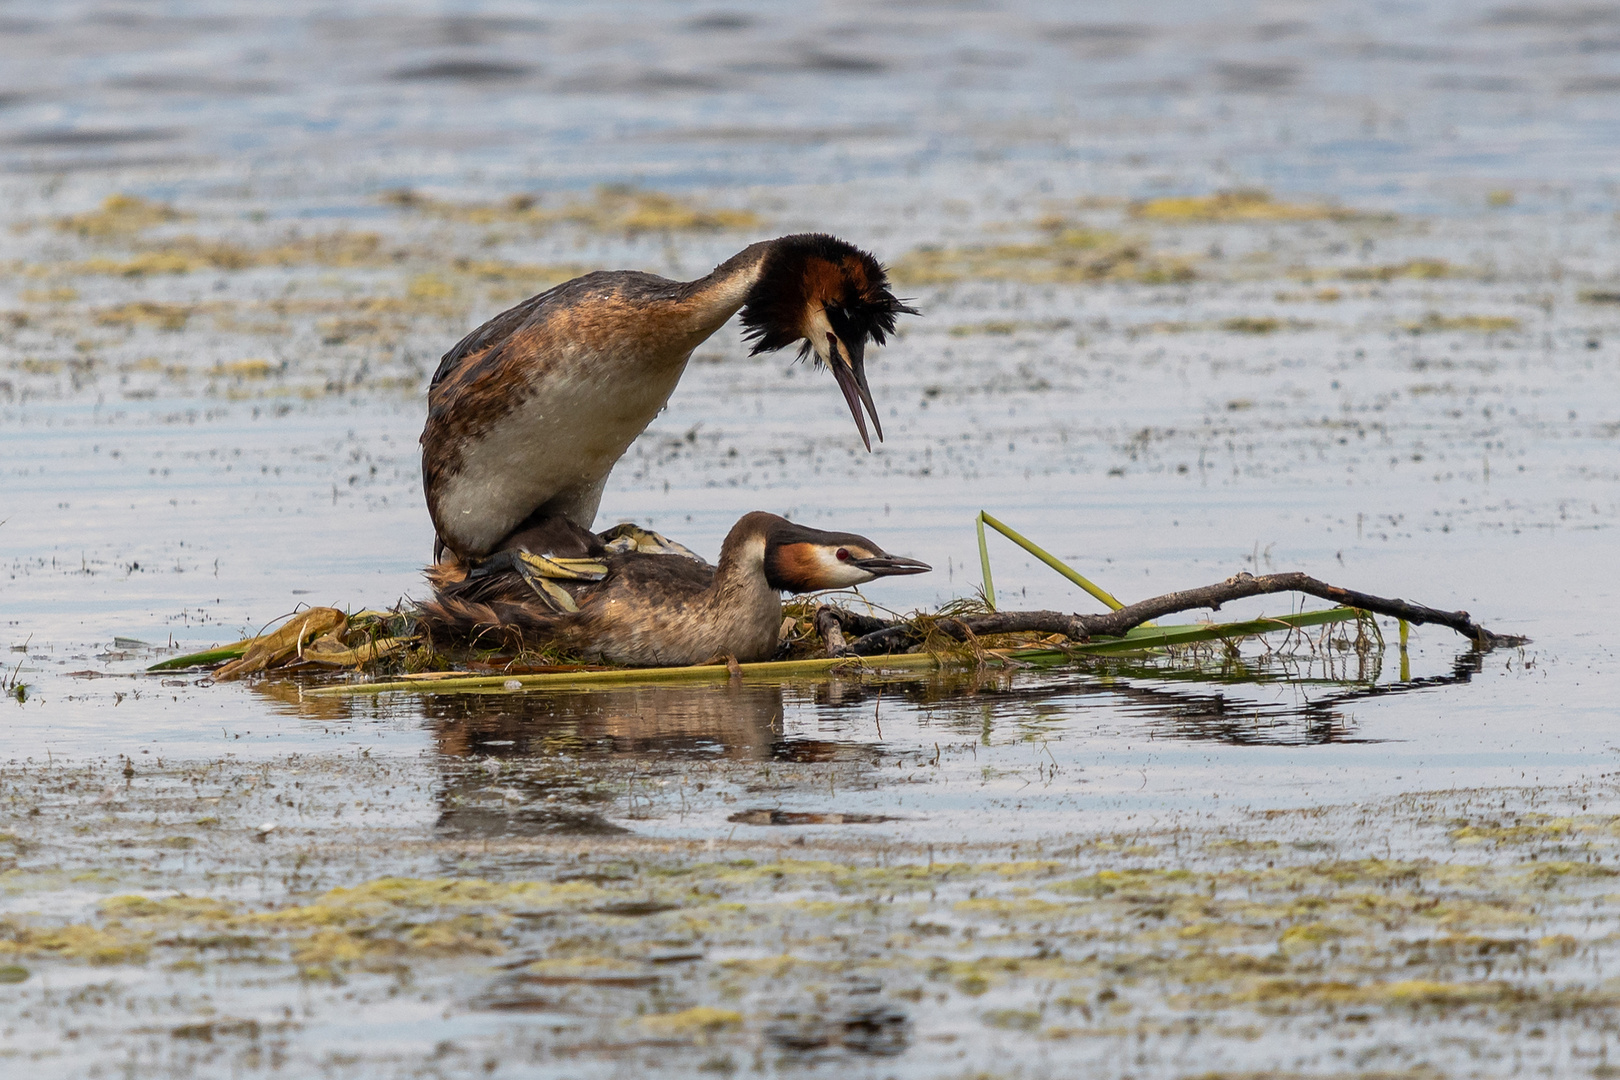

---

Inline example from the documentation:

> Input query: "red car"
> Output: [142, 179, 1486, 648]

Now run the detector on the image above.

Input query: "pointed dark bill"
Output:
[827, 332, 883, 451]
[851, 554, 932, 577]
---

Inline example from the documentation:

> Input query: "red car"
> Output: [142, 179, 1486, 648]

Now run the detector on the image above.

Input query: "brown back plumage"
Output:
[418, 547, 717, 651]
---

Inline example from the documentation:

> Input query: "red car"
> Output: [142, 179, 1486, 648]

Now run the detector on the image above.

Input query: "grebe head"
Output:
[739, 234, 919, 451]
[742, 514, 930, 593]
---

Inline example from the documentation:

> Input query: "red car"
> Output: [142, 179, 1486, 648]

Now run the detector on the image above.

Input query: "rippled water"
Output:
[4, 1, 1620, 1076]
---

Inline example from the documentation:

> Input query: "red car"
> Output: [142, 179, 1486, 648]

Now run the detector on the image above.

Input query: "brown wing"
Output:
[418, 549, 717, 647]
[428, 269, 690, 396]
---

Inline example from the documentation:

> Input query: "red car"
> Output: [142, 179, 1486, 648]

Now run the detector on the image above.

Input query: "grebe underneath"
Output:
[421, 234, 917, 561]
[418, 512, 930, 667]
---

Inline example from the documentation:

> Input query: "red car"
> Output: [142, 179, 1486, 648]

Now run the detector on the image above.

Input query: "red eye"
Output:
[835, 548, 850, 561]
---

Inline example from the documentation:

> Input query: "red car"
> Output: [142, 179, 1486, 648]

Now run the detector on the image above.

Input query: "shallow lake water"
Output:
[3, 1, 1620, 1077]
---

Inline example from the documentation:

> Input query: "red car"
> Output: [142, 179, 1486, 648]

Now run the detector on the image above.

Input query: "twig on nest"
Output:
[817, 571, 1525, 658]
[815, 607, 849, 656]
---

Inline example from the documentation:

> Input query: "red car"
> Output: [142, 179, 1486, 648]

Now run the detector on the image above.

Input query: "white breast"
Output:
[437, 344, 693, 553]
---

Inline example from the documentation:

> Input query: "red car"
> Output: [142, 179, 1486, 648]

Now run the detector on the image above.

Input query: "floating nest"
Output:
[151, 514, 1524, 688]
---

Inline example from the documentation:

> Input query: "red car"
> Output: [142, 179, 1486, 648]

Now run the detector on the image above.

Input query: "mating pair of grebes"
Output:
[417, 234, 930, 667]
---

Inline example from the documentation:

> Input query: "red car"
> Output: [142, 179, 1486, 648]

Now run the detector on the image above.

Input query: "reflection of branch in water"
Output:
[795, 649, 1489, 748]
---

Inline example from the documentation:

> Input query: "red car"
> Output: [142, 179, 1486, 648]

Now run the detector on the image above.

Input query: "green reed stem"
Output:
[976, 512, 997, 610]
[978, 511, 1126, 611]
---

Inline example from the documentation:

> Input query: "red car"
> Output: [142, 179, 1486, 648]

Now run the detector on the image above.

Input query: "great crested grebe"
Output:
[421, 234, 917, 561]
[418, 511, 930, 667]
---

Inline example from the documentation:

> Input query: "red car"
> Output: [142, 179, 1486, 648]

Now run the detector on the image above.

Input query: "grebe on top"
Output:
[419, 511, 929, 667]
[421, 235, 917, 561]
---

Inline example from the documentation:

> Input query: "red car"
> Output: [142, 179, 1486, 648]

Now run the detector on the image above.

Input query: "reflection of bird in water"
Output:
[419, 511, 929, 666]
[420, 235, 916, 561]
[422, 683, 875, 838]
[428, 682, 790, 762]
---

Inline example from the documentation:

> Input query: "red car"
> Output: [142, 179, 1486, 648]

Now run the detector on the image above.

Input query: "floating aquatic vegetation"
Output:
[93, 301, 194, 331]
[1131, 188, 1375, 223]
[207, 358, 278, 379]
[53, 194, 186, 237]
[1401, 312, 1522, 333]
[9, 834, 1617, 1052]
[642, 1006, 744, 1037]
[1273, 286, 1343, 302]
[17, 286, 77, 303]
[0, 922, 149, 964]
[447, 256, 586, 286]
[53, 232, 390, 277]
[890, 225, 1194, 286]
[1220, 316, 1291, 334]
[579, 186, 760, 233]
[948, 318, 1073, 336]
[1341, 258, 1462, 281]
[381, 185, 761, 234]
[73, 252, 203, 277]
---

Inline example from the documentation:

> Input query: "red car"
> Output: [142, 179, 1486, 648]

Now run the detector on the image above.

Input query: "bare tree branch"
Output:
[819, 571, 1526, 658]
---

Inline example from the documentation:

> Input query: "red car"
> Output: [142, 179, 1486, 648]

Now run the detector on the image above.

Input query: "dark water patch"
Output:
[794, 51, 888, 74]
[637, 123, 908, 143]
[390, 59, 535, 83]
[504, 971, 659, 989]
[315, 15, 549, 47]
[85, 10, 239, 32]
[1564, 73, 1620, 91]
[1349, 41, 1465, 62]
[728, 809, 898, 825]
[1254, 20, 1311, 42]
[1044, 23, 1154, 44]
[591, 900, 680, 916]
[428, 16, 551, 45]
[685, 12, 754, 32]
[5, 127, 181, 147]
[435, 805, 631, 838]
[2, 152, 200, 174]
[1100, 77, 1192, 97]
[766, 1004, 911, 1055]
[475, 993, 571, 1013]
[559, 69, 729, 94]
[1485, 6, 1620, 30]
[107, 74, 283, 96]
[1214, 61, 1300, 93]
[953, 47, 1029, 67]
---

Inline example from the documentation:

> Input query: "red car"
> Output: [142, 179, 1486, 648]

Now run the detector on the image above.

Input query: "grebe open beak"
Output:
[827, 332, 882, 451]
[850, 554, 931, 577]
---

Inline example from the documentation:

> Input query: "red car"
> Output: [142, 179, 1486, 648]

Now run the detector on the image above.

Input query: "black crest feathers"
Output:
[738, 234, 918, 359]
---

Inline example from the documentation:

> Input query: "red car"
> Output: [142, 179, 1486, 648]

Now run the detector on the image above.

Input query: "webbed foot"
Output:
[467, 549, 608, 613]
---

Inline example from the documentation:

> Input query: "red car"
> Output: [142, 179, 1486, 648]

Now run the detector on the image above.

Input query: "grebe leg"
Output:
[599, 523, 710, 564]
